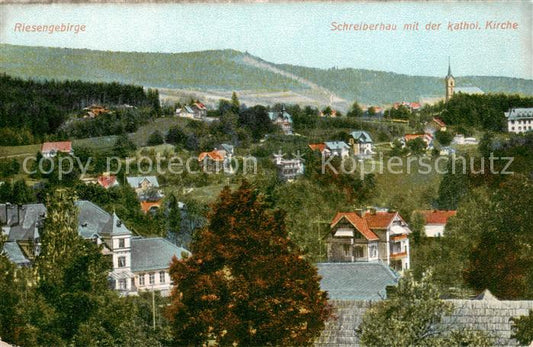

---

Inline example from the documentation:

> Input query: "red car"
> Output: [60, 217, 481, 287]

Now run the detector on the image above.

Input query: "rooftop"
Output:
[350, 131, 373, 143]
[505, 107, 533, 120]
[126, 176, 159, 189]
[131, 237, 190, 272]
[417, 210, 457, 225]
[41, 141, 72, 153]
[316, 262, 399, 301]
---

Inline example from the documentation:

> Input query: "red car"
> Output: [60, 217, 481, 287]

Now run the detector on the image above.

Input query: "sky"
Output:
[0, 1, 531, 79]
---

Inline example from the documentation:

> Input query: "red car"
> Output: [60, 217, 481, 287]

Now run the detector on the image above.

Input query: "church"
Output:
[444, 60, 484, 102]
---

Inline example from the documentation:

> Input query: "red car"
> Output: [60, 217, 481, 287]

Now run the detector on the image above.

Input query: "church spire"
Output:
[447, 56, 453, 78]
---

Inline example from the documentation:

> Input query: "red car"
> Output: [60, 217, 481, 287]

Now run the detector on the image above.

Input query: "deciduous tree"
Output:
[166, 182, 331, 346]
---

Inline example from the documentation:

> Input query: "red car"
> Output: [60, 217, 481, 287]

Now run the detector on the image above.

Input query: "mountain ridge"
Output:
[1, 43, 531, 109]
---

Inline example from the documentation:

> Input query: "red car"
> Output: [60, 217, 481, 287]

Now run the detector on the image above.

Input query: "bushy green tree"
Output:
[511, 310, 533, 346]
[147, 130, 165, 146]
[358, 270, 492, 346]
[347, 101, 363, 118]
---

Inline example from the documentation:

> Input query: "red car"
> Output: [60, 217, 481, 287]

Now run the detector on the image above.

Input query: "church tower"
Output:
[445, 58, 455, 102]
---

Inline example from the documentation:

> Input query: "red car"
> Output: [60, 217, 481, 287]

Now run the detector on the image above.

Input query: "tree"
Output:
[147, 130, 165, 146]
[113, 133, 137, 157]
[510, 310, 533, 346]
[347, 101, 363, 118]
[410, 211, 426, 246]
[37, 189, 82, 287]
[406, 137, 427, 156]
[167, 194, 184, 246]
[231, 91, 240, 114]
[166, 182, 331, 346]
[463, 175, 533, 299]
[435, 130, 453, 146]
[166, 126, 187, 146]
[358, 270, 492, 346]
[367, 106, 377, 116]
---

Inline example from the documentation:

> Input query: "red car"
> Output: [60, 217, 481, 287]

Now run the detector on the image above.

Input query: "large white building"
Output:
[505, 108, 533, 134]
[1, 201, 190, 296]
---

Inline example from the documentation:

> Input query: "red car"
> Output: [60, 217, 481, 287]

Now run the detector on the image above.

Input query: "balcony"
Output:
[390, 251, 408, 259]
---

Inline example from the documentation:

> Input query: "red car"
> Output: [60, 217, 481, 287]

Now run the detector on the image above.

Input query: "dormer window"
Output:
[81, 222, 88, 227]
[118, 238, 125, 248]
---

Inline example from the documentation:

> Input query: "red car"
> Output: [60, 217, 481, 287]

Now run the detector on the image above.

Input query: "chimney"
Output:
[354, 209, 363, 217]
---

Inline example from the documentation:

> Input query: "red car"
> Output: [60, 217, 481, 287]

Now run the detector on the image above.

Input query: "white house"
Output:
[505, 108, 533, 134]
[1, 201, 190, 296]
[273, 153, 304, 181]
[268, 105, 293, 135]
[324, 141, 351, 157]
[416, 210, 457, 237]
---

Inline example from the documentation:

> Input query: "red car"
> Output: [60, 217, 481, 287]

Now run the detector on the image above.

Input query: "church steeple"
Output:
[445, 57, 455, 102]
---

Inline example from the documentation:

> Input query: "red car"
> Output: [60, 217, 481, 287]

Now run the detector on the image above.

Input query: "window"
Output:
[354, 246, 364, 258]
[159, 271, 166, 283]
[118, 256, 126, 268]
[118, 279, 127, 290]
[118, 238, 125, 248]
[149, 273, 155, 285]
[342, 244, 351, 257]
[369, 245, 378, 258]
[139, 274, 145, 286]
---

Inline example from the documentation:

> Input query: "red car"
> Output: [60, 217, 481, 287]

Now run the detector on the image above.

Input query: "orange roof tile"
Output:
[308, 143, 326, 152]
[418, 210, 457, 225]
[141, 200, 162, 213]
[41, 141, 72, 153]
[97, 175, 118, 189]
[363, 211, 398, 229]
[433, 117, 446, 127]
[198, 150, 225, 161]
[330, 212, 379, 241]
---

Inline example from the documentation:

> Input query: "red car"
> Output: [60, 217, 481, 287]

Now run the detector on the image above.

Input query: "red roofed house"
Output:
[41, 141, 73, 158]
[97, 173, 119, 189]
[393, 101, 421, 112]
[401, 133, 434, 149]
[327, 209, 411, 272]
[198, 147, 233, 173]
[191, 102, 207, 118]
[416, 210, 457, 237]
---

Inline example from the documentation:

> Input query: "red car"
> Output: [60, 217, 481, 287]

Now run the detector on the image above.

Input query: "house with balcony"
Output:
[272, 153, 304, 181]
[326, 209, 411, 272]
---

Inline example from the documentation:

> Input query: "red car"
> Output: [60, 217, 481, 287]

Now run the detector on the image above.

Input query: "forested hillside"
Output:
[1, 44, 531, 106]
[0, 74, 159, 144]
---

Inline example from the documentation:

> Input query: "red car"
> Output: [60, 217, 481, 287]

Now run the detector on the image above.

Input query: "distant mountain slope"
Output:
[0, 44, 305, 91]
[1, 44, 531, 106]
[274, 64, 533, 104]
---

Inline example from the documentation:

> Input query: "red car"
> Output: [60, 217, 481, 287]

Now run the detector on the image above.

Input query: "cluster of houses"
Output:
[175, 102, 208, 119]
[308, 130, 375, 159]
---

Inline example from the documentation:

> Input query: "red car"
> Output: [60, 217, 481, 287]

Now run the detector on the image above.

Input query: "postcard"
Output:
[0, 1, 532, 346]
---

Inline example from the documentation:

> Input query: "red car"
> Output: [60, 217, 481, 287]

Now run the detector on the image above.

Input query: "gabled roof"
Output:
[362, 211, 398, 229]
[432, 117, 446, 127]
[102, 212, 131, 236]
[126, 176, 159, 188]
[2, 241, 30, 266]
[325, 141, 349, 150]
[219, 143, 234, 153]
[198, 150, 225, 162]
[131, 237, 190, 272]
[350, 131, 373, 143]
[316, 262, 399, 301]
[97, 174, 118, 189]
[308, 143, 326, 152]
[41, 141, 72, 153]
[184, 105, 194, 113]
[417, 210, 457, 225]
[330, 212, 379, 241]
[505, 107, 533, 120]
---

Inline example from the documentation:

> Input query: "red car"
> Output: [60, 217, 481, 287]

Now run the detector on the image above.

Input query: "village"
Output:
[1, 57, 532, 346]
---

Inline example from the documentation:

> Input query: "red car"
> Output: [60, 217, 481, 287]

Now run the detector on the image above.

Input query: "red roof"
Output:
[141, 200, 162, 214]
[41, 141, 72, 154]
[404, 133, 432, 142]
[97, 174, 118, 189]
[418, 210, 457, 225]
[198, 150, 224, 161]
[363, 211, 398, 229]
[193, 102, 207, 110]
[308, 143, 326, 152]
[433, 117, 446, 127]
[330, 212, 379, 241]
